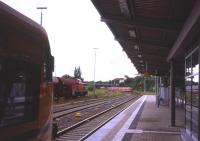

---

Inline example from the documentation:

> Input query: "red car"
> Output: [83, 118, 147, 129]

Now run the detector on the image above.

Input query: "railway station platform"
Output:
[86, 95, 184, 141]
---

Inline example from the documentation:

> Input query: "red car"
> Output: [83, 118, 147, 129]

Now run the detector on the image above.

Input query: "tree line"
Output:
[120, 75, 155, 92]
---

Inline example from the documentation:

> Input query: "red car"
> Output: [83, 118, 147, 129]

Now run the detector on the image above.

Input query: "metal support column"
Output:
[170, 60, 175, 126]
[144, 77, 146, 93]
[155, 76, 157, 106]
[156, 76, 159, 107]
[158, 77, 161, 106]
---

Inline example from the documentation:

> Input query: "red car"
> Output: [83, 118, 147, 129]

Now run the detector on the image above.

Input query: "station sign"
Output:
[144, 71, 150, 78]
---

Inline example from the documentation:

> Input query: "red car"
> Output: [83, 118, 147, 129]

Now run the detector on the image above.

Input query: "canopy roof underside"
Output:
[91, 0, 196, 75]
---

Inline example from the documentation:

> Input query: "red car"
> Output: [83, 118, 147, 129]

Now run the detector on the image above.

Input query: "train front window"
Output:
[0, 59, 40, 127]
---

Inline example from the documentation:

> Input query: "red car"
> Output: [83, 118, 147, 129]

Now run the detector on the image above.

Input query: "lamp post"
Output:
[36, 7, 47, 26]
[93, 48, 98, 97]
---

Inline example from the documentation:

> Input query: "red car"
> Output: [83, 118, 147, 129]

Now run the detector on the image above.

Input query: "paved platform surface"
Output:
[86, 95, 184, 141]
[128, 95, 184, 141]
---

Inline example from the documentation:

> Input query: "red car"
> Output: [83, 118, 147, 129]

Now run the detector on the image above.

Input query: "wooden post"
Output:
[170, 60, 175, 126]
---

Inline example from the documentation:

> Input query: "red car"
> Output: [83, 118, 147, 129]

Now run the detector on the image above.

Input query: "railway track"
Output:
[53, 93, 135, 113]
[54, 94, 139, 141]
[55, 96, 133, 131]
[53, 94, 133, 119]
[53, 97, 105, 113]
[53, 101, 106, 118]
[53, 98, 106, 114]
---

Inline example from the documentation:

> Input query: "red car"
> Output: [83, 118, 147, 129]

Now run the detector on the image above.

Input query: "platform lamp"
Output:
[93, 48, 98, 98]
[36, 7, 47, 26]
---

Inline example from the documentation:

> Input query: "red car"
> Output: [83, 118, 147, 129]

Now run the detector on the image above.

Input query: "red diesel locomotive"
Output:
[53, 76, 87, 99]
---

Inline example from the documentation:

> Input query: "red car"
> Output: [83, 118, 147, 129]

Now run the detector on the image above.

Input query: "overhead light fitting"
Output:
[118, 0, 130, 16]
[134, 45, 139, 50]
[129, 30, 136, 38]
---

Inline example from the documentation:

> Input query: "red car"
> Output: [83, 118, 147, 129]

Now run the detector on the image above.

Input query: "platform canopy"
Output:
[91, 0, 196, 76]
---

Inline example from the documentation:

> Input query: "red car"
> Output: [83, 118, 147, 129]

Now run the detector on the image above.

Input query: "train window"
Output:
[44, 52, 53, 81]
[0, 59, 40, 128]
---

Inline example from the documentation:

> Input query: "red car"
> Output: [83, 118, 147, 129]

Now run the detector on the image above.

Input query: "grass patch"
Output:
[88, 88, 123, 98]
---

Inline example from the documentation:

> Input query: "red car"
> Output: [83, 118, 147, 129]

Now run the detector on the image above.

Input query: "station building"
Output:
[91, 0, 200, 141]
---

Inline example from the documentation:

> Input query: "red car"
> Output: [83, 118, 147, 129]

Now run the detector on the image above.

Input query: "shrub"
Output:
[87, 85, 94, 91]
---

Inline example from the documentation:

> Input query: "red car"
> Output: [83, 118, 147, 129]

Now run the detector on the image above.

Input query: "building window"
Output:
[185, 77, 192, 132]
[185, 46, 199, 141]
[186, 57, 192, 76]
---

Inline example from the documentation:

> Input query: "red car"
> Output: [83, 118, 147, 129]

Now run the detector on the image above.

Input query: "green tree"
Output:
[74, 66, 83, 81]
[122, 75, 155, 92]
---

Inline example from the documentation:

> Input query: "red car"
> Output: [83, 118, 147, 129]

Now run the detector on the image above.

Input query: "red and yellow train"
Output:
[53, 76, 88, 100]
[0, 2, 54, 141]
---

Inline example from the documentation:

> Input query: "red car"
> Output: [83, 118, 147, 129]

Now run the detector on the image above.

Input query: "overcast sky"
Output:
[2, 0, 137, 81]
